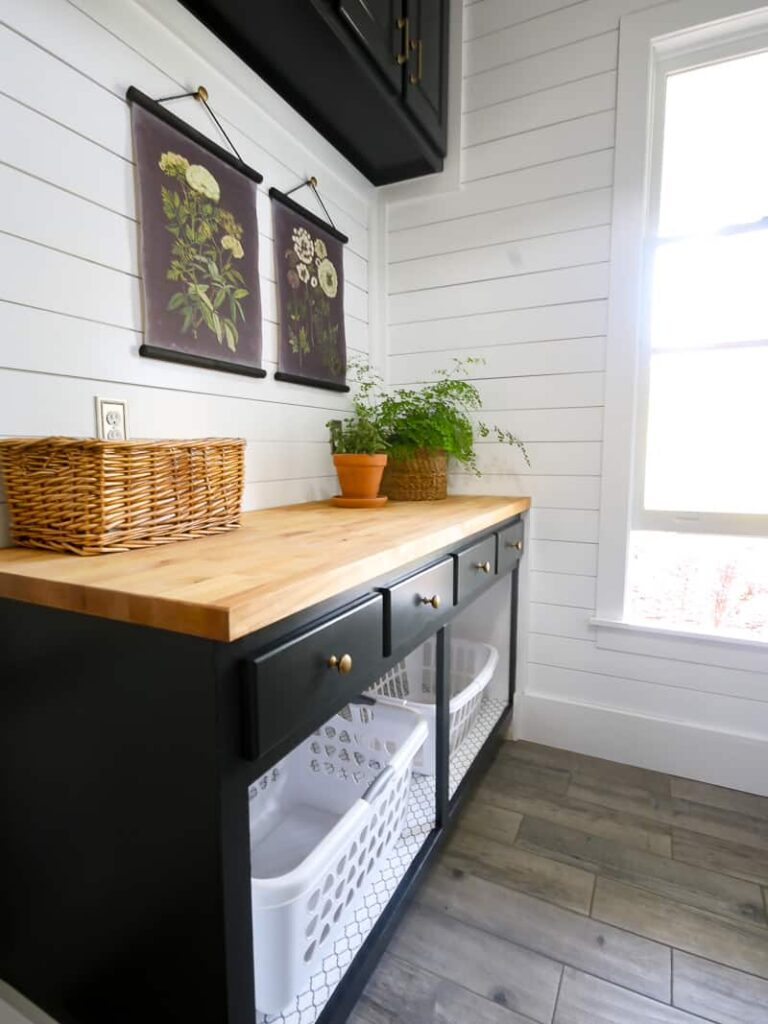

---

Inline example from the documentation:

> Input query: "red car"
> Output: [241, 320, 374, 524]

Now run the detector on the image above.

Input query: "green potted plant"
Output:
[348, 358, 529, 501]
[326, 393, 388, 505]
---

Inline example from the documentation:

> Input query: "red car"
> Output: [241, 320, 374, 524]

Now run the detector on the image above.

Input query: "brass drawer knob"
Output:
[328, 653, 353, 674]
[506, 540, 523, 552]
[420, 594, 441, 609]
[473, 560, 492, 574]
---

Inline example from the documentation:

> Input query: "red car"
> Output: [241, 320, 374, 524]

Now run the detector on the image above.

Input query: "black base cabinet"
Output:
[0, 515, 523, 1024]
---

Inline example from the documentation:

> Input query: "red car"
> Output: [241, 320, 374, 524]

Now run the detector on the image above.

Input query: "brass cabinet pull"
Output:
[419, 594, 441, 609]
[396, 16, 411, 65]
[409, 38, 423, 85]
[327, 653, 353, 674]
[506, 540, 523, 552]
[473, 560, 492, 574]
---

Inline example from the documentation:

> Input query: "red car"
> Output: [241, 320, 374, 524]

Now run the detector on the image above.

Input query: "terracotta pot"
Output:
[332, 453, 388, 499]
[380, 450, 448, 501]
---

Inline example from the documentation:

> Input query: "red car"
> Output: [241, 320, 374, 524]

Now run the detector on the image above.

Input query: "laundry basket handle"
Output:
[362, 765, 395, 804]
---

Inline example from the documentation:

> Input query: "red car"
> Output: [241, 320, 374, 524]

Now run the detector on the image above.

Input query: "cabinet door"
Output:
[339, 0, 405, 93]
[403, 0, 448, 153]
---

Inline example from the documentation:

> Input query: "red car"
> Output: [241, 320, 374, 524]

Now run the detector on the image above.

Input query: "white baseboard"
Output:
[512, 693, 768, 797]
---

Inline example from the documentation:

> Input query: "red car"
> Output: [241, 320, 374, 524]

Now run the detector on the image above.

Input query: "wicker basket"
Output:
[0, 437, 245, 555]
[380, 449, 447, 501]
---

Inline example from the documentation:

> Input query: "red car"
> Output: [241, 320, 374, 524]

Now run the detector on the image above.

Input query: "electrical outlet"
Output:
[95, 398, 129, 441]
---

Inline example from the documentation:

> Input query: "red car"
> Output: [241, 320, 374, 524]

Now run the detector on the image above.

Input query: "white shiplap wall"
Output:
[387, 0, 768, 795]
[0, 0, 379, 542]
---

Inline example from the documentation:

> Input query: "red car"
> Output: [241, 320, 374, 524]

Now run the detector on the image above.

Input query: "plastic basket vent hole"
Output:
[336, 854, 347, 875]
[356, 872, 366, 889]
[324, 726, 336, 739]
[333, 904, 343, 923]
[335, 880, 345, 900]
[376, 843, 383, 859]
[345, 889, 354, 905]
[320, 923, 330, 944]
[303, 941, 316, 964]
[321, 899, 332, 919]
[386, 741, 397, 755]
[349, 841, 358, 858]
[305, 915, 318, 938]
[347, 865, 356, 883]
[307, 889, 320, 912]
[322, 873, 334, 894]
[367, 858, 374, 875]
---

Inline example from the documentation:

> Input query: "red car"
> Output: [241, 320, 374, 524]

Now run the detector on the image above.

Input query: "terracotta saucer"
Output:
[330, 495, 388, 508]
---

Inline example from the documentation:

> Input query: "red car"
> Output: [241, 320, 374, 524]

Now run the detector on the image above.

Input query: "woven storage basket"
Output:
[0, 437, 245, 555]
[380, 449, 447, 501]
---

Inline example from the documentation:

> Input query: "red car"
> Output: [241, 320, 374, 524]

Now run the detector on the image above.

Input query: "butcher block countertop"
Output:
[0, 496, 530, 641]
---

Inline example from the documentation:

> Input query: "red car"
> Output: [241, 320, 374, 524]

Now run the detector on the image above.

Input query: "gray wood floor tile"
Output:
[592, 877, 768, 979]
[386, 903, 562, 1023]
[457, 798, 523, 845]
[554, 967, 708, 1024]
[673, 829, 768, 886]
[356, 952, 540, 1024]
[488, 754, 571, 795]
[516, 816, 766, 926]
[670, 777, 768, 821]
[444, 828, 595, 914]
[570, 779, 768, 852]
[418, 862, 671, 1000]
[475, 778, 673, 857]
[499, 741, 671, 797]
[672, 949, 768, 1023]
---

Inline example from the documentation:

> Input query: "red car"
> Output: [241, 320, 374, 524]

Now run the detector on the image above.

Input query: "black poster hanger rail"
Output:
[269, 178, 349, 245]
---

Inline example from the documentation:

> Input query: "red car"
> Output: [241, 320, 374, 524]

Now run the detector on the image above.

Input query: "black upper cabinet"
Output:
[178, 0, 449, 186]
[403, 0, 448, 152]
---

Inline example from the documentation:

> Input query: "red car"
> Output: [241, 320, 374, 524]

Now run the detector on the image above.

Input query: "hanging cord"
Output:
[284, 176, 337, 231]
[155, 85, 244, 164]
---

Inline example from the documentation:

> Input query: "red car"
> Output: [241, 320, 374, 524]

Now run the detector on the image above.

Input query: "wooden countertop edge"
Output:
[0, 497, 530, 642]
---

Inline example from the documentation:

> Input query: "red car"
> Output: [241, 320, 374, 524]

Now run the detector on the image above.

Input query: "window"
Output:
[597, 1, 768, 648]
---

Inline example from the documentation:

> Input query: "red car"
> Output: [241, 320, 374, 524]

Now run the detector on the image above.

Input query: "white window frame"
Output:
[594, 0, 768, 657]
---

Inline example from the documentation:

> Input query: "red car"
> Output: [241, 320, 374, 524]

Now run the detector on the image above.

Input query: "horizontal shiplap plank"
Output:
[390, 337, 606, 383]
[390, 300, 608, 354]
[450, 472, 601, 509]
[529, 571, 598, 609]
[464, 0, 667, 76]
[388, 150, 614, 232]
[530, 539, 599, 575]
[529, 602, 597, 641]
[527, 662, 768, 737]
[473, 441, 601, 477]
[464, 71, 616, 147]
[463, 110, 615, 182]
[391, 225, 610, 292]
[529, 508, 601, 542]
[529, 636, 768, 700]
[390, 263, 609, 324]
[464, 31, 618, 112]
[475, 372, 605, 410]
[390, 188, 612, 264]
[463, 0, 582, 41]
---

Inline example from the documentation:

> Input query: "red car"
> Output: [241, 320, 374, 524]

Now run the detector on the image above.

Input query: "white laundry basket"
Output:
[248, 701, 427, 1016]
[370, 637, 498, 774]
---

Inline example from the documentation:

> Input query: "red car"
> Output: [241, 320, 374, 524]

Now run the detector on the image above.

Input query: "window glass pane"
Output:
[658, 50, 768, 236]
[627, 531, 768, 641]
[644, 348, 768, 514]
[650, 230, 768, 349]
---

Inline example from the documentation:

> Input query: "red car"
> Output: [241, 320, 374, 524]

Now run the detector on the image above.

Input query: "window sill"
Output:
[591, 616, 768, 673]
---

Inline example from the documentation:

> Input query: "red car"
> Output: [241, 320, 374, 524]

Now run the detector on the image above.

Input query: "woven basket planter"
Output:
[380, 449, 448, 501]
[0, 437, 245, 555]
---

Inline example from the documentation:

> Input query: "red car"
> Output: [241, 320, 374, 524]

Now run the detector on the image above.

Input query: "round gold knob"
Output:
[420, 594, 441, 609]
[474, 560, 492, 574]
[328, 653, 353, 674]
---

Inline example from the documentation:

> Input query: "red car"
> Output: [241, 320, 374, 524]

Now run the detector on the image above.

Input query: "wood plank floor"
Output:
[350, 741, 768, 1024]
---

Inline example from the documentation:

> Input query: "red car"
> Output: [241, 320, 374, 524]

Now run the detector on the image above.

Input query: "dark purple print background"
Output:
[272, 199, 346, 387]
[131, 103, 262, 369]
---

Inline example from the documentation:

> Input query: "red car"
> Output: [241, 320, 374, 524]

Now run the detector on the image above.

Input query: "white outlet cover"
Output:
[95, 398, 129, 441]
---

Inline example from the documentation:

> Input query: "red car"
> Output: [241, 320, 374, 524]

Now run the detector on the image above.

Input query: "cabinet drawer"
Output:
[497, 520, 524, 575]
[382, 556, 454, 656]
[455, 534, 497, 604]
[243, 595, 384, 762]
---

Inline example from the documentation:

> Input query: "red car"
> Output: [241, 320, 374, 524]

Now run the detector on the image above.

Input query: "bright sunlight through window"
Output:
[625, 49, 768, 641]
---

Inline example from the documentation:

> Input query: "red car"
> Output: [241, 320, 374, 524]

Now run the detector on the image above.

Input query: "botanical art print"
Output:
[129, 95, 263, 376]
[272, 194, 347, 389]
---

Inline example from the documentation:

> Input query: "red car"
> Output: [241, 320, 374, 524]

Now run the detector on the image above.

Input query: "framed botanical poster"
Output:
[127, 87, 265, 378]
[270, 188, 349, 392]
